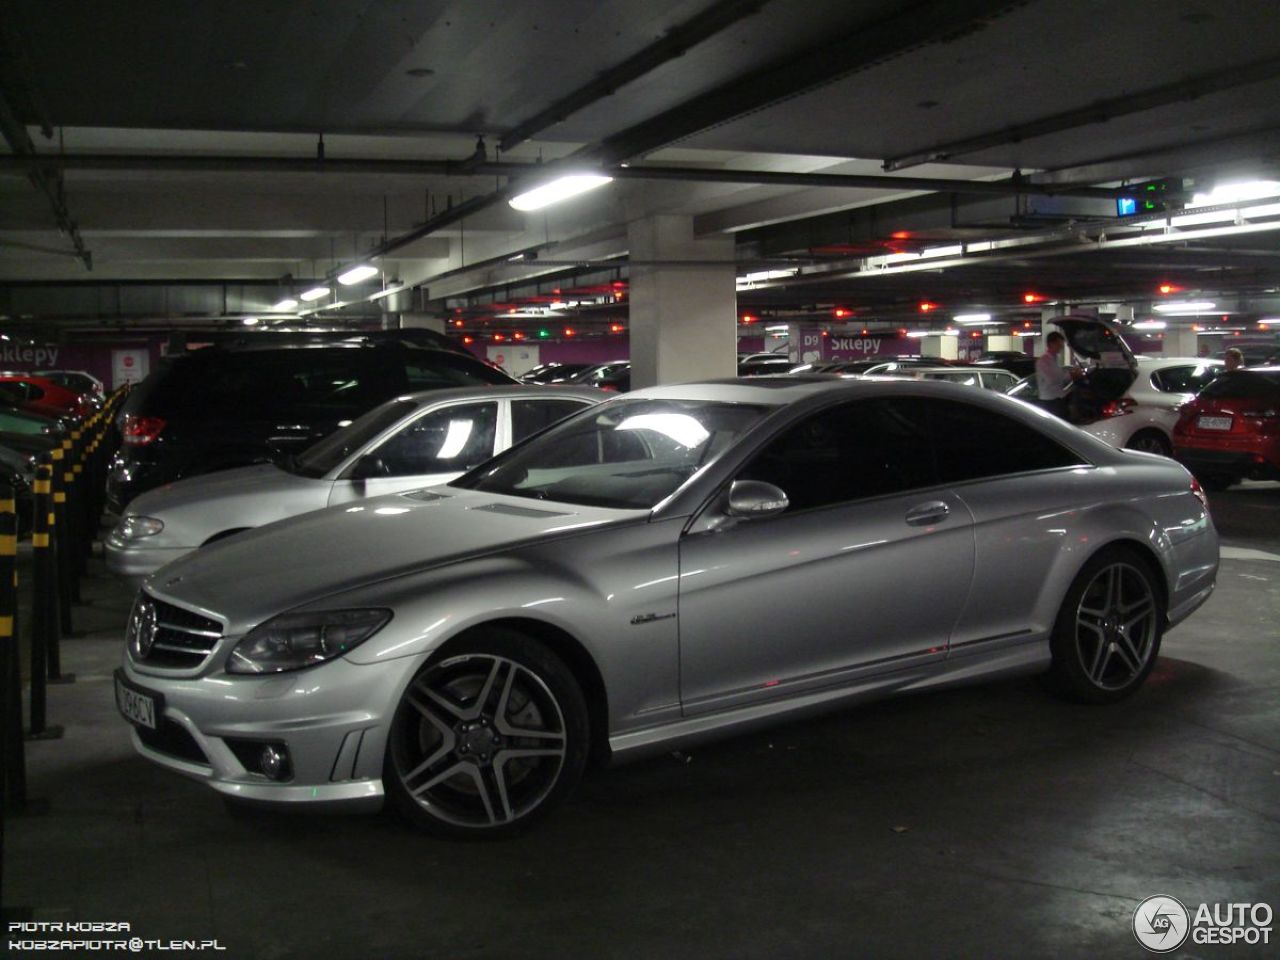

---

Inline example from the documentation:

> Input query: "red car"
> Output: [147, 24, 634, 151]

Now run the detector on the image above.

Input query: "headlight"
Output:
[227, 609, 391, 674]
[117, 515, 164, 540]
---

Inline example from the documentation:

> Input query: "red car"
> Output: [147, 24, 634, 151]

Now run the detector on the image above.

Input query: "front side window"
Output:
[457, 399, 768, 509]
[738, 398, 937, 511]
[292, 399, 417, 477]
[371, 401, 498, 476]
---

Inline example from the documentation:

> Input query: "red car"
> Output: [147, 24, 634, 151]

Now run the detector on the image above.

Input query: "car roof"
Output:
[1135, 355, 1222, 367]
[395, 384, 611, 407]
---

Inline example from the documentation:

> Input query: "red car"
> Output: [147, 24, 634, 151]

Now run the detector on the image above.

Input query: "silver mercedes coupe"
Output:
[114, 377, 1219, 837]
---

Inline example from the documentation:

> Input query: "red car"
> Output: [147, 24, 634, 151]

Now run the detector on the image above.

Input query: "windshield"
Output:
[291, 398, 417, 477]
[454, 398, 769, 509]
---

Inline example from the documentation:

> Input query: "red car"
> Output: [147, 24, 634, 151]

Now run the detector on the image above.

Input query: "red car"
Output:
[0, 375, 93, 420]
[1173, 367, 1280, 490]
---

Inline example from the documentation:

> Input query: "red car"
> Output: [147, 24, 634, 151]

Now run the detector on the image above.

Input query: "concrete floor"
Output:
[3, 484, 1278, 959]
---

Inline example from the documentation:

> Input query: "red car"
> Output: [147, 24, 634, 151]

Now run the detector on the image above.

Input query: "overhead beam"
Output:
[585, 0, 1023, 165]
[498, 0, 770, 153]
[884, 56, 1280, 171]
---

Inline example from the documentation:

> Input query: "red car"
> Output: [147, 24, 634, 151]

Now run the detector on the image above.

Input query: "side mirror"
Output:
[725, 479, 789, 519]
[350, 454, 388, 480]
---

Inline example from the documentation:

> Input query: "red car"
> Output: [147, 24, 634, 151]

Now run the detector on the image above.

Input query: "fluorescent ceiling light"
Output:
[368, 282, 404, 302]
[242, 317, 259, 326]
[299, 286, 330, 302]
[337, 264, 378, 285]
[737, 269, 798, 284]
[1133, 320, 1167, 330]
[906, 330, 933, 338]
[953, 313, 991, 324]
[1189, 180, 1280, 207]
[271, 297, 298, 311]
[1153, 301, 1215, 314]
[509, 174, 613, 212]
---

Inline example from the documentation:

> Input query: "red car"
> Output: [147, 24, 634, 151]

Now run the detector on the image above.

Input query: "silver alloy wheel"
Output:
[390, 653, 568, 829]
[1072, 561, 1159, 691]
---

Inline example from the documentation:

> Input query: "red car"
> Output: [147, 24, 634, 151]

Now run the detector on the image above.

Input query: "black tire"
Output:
[384, 628, 589, 838]
[1124, 430, 1172, 457]
[1045, 546, 1164, 704]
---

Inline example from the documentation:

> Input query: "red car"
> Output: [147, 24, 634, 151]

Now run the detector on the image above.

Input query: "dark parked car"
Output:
[972, 351, 1037, 378]
[1173, 366, 1280, 489]
[107, 339, 516, 511]
[519, 362, 592, 384]
[569, 361, 631, 390]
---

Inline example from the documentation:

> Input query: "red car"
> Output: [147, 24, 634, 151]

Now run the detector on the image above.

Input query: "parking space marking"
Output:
[1220, 546, 1280, 563]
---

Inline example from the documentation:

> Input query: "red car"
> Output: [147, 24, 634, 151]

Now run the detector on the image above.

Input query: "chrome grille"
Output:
[128, 594, 223, 669]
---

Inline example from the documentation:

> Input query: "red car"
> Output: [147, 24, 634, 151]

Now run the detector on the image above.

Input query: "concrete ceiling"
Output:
[2, 0, 1280, 334]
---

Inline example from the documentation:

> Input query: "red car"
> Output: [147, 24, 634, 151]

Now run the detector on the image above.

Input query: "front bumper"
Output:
[117, 652, 415, 810]
[104, 535, 193, 585]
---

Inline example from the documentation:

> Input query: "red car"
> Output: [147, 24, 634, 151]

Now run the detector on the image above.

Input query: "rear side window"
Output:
[1150, 364, 1221, 393]
[511, 398, 593, 444]
[926, 399, 1086, 482]
[1200, 370, 1280, 399]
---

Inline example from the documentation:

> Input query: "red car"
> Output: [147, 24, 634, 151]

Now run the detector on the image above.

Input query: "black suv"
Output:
[107, 338, 514, 511]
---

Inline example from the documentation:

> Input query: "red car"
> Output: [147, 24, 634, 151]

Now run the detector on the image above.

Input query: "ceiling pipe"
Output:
[8, 153, 1118, 199]
[498, 0, 771, 153]
[884, 56, 1280, 171]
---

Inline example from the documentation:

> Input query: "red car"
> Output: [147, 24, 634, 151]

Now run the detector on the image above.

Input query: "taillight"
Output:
[1100, 397, 1136, 418]
[121, 414, 166, 445]
[1189, 477, 1208, 507]
[598, 383, 619, 392]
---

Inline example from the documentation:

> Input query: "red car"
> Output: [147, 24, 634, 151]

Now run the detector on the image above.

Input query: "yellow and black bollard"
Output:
[1, 482, 26, 805]
[27, 459, 62, 740]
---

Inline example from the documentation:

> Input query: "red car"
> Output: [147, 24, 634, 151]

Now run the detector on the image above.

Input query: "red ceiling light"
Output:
[462, 335, 474, 345]
[919, 301, 938, 313]
[971, 331, 982, 338]
[453, 319, 465, 327]
[833, 307, 851, 318]
[1023, 292, 1044, 304]
[741, 314, 757, 324]
[861, 328, 869, 335]
[609, 322, 625, 333]
[492, 333, 505, 342]
[892, 230, 911, 240]
[513, 331, 525, 340]
[564, 327, 575, 337]
[1158, 283, 1183, 294]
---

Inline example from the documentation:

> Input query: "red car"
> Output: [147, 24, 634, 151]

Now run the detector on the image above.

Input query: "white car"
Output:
[1008, 317, 1222, 456]
[868, 364, 1019, 393]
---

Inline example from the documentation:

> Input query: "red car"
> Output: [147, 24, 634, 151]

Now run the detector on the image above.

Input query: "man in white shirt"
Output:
[1036, 331, 1081, 418]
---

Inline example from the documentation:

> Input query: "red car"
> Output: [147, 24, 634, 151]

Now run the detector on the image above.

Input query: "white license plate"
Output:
[1197, 415, 1232, 431]
[116, 676, 157, 729]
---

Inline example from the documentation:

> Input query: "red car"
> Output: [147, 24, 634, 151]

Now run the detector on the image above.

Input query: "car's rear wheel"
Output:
[1124, 430, 1171, 457]
[1046, 546, 1164, 703]
[384, 629, 588, 838]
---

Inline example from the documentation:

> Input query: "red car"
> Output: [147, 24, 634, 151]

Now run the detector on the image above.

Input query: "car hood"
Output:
[144, 486, 636, 630]
[128, 463, 313, 516]
[1053, 314, 1138, 400]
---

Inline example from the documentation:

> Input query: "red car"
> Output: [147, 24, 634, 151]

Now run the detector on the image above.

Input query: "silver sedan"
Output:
[105, 385, 607, 582]
[114, 378, 1219, 837]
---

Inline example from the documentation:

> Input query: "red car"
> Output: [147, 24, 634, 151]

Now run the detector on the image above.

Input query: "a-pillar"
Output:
[628, 215, 737, 389]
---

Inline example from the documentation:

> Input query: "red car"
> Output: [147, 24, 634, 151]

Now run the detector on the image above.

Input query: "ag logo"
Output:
[1133, 895, 1190, 952]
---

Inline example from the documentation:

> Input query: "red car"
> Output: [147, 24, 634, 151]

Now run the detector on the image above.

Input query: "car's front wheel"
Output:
[1045, 546, 1164, 703]
[384, 629, 588, 838]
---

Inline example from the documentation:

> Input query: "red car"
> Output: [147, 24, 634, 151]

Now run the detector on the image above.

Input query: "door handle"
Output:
[905, 501, 950, 526]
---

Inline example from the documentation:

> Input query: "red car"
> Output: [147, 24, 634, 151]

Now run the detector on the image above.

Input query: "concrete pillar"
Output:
[987, 335, 1022, 352]
[399, 312, 446, 334]
[1161, 327, 1197, 356]
[627, 215, 736, 388]
[919, 334, 958, 360]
